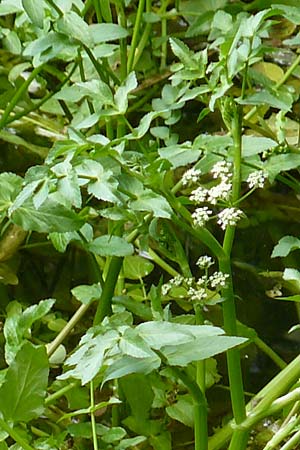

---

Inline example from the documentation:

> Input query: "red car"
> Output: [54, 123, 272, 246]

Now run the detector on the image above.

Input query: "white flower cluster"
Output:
[209, 271, 229, 288]
[182, 168, 201, 185]
[247, 170, 267, 189]
[217, 207, 243, 230]
[161, 262, 229, 303]
[196, 255, 214, 269]
[191, 207, 212, 227]
[184, 160, 244, 231]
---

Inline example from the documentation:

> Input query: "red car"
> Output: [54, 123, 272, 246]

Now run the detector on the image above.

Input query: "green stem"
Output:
[127, 0, 146, 73]
[0, 417, 35, 450]
[115, 0, 128, 81]
[47, 302, 91, 357]
[0, 65, 44, 130]
[280, 429, 300, 450]
[93, 256, 124, 324]
[147, 247, 180, 277]
[219, 104, 247, 449]
[45, 381, 79, 406]
[92, 0, 102, 22]
[195, 304, 206, 394]
[208, 353, 300, 449]
[171, 367, 208, 450]
[100, 0, 112, 23]
[90, 381, 99, 450]
[132, 0, 152, 68]
[5, 63, 77, 127]
[254, 336, 287, 370]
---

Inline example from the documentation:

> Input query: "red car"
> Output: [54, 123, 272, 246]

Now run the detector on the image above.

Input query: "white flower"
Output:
[171, 275, 184, 286]
[209, 271, 229, 288]
[247, 170, 267, 189]
[190, 186, 208, 203]
[196, 276, 207, 287]
[211, 161, 232, 180]
[187, 286, 207, 301]
[162, 284, 171, 296]
[196, 255, 214, 269]
[207, 180, 232, 204]
[217, 207, 243, 230]
[192, 207, 213, 227]
[182, 168, 201, 185]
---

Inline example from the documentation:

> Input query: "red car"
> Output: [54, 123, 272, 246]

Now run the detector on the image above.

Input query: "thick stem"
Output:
[220, 103, 248, 449]
[171, 367, 208, 450]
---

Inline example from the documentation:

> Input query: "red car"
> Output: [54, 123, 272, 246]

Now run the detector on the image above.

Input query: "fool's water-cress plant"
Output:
[1, 1, 300, 449]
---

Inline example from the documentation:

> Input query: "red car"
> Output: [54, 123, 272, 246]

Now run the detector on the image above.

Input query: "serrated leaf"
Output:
[264, 154, 300, 183]
[22, 0, 45, 27]
[87, 235, 134, 257]
[242, 136, 277, 157]
[4, 299, 55, 365]
[0, 172, 23, 214]
[271, 236, 300, 258]
[11, 199, 84, 233]
[0, 343, 49, 423]
[169, 38, 198, 70]
[59, 329, 119, 384]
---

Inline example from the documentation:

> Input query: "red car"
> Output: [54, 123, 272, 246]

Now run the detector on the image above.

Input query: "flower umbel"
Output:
[192, 207, 213, 227]
[182, 168, 201, 185]
[196, 255, 214, 269]
[209, 271, 229, 288]
[217, 207, 243, 230]
[247, 170, 267, 189]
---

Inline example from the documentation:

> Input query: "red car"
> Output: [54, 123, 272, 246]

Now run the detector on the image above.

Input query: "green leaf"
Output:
[87, 235, 134, 257]
[130, 190, 172, 219]
[119, 374, 154, 421]
[23, 32, 78, 66]
[11, 199, 84, 233]
[283, 268, 300, 281]
[242, 136, 278, 157]
[271, 236, 300, 258]
[119, 328, 158, 359]
[169, 38, 198, 70]
[103, 354, 161, 383]
[161, 335, 247, 366]
[4, 299, 55, 365]
[114, 72, 137, 114]
[166, 394, 194, 427]
[60, 329, 119, 384]
[56, 11, 92, 46]
[123, 255, 154, 280]
[89, 23, 129, 44]
[238, 89, 293, 111]
[272, 295, 300, 302]
[0, 343, 49, 423]
[264, 154, 300, 183]
[22, 0, 45, 27]
[0, 172, 23, 216]
[159, 144, 202, 168]
[137, 321, 224, 349]
[71, 283, 102, 305]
